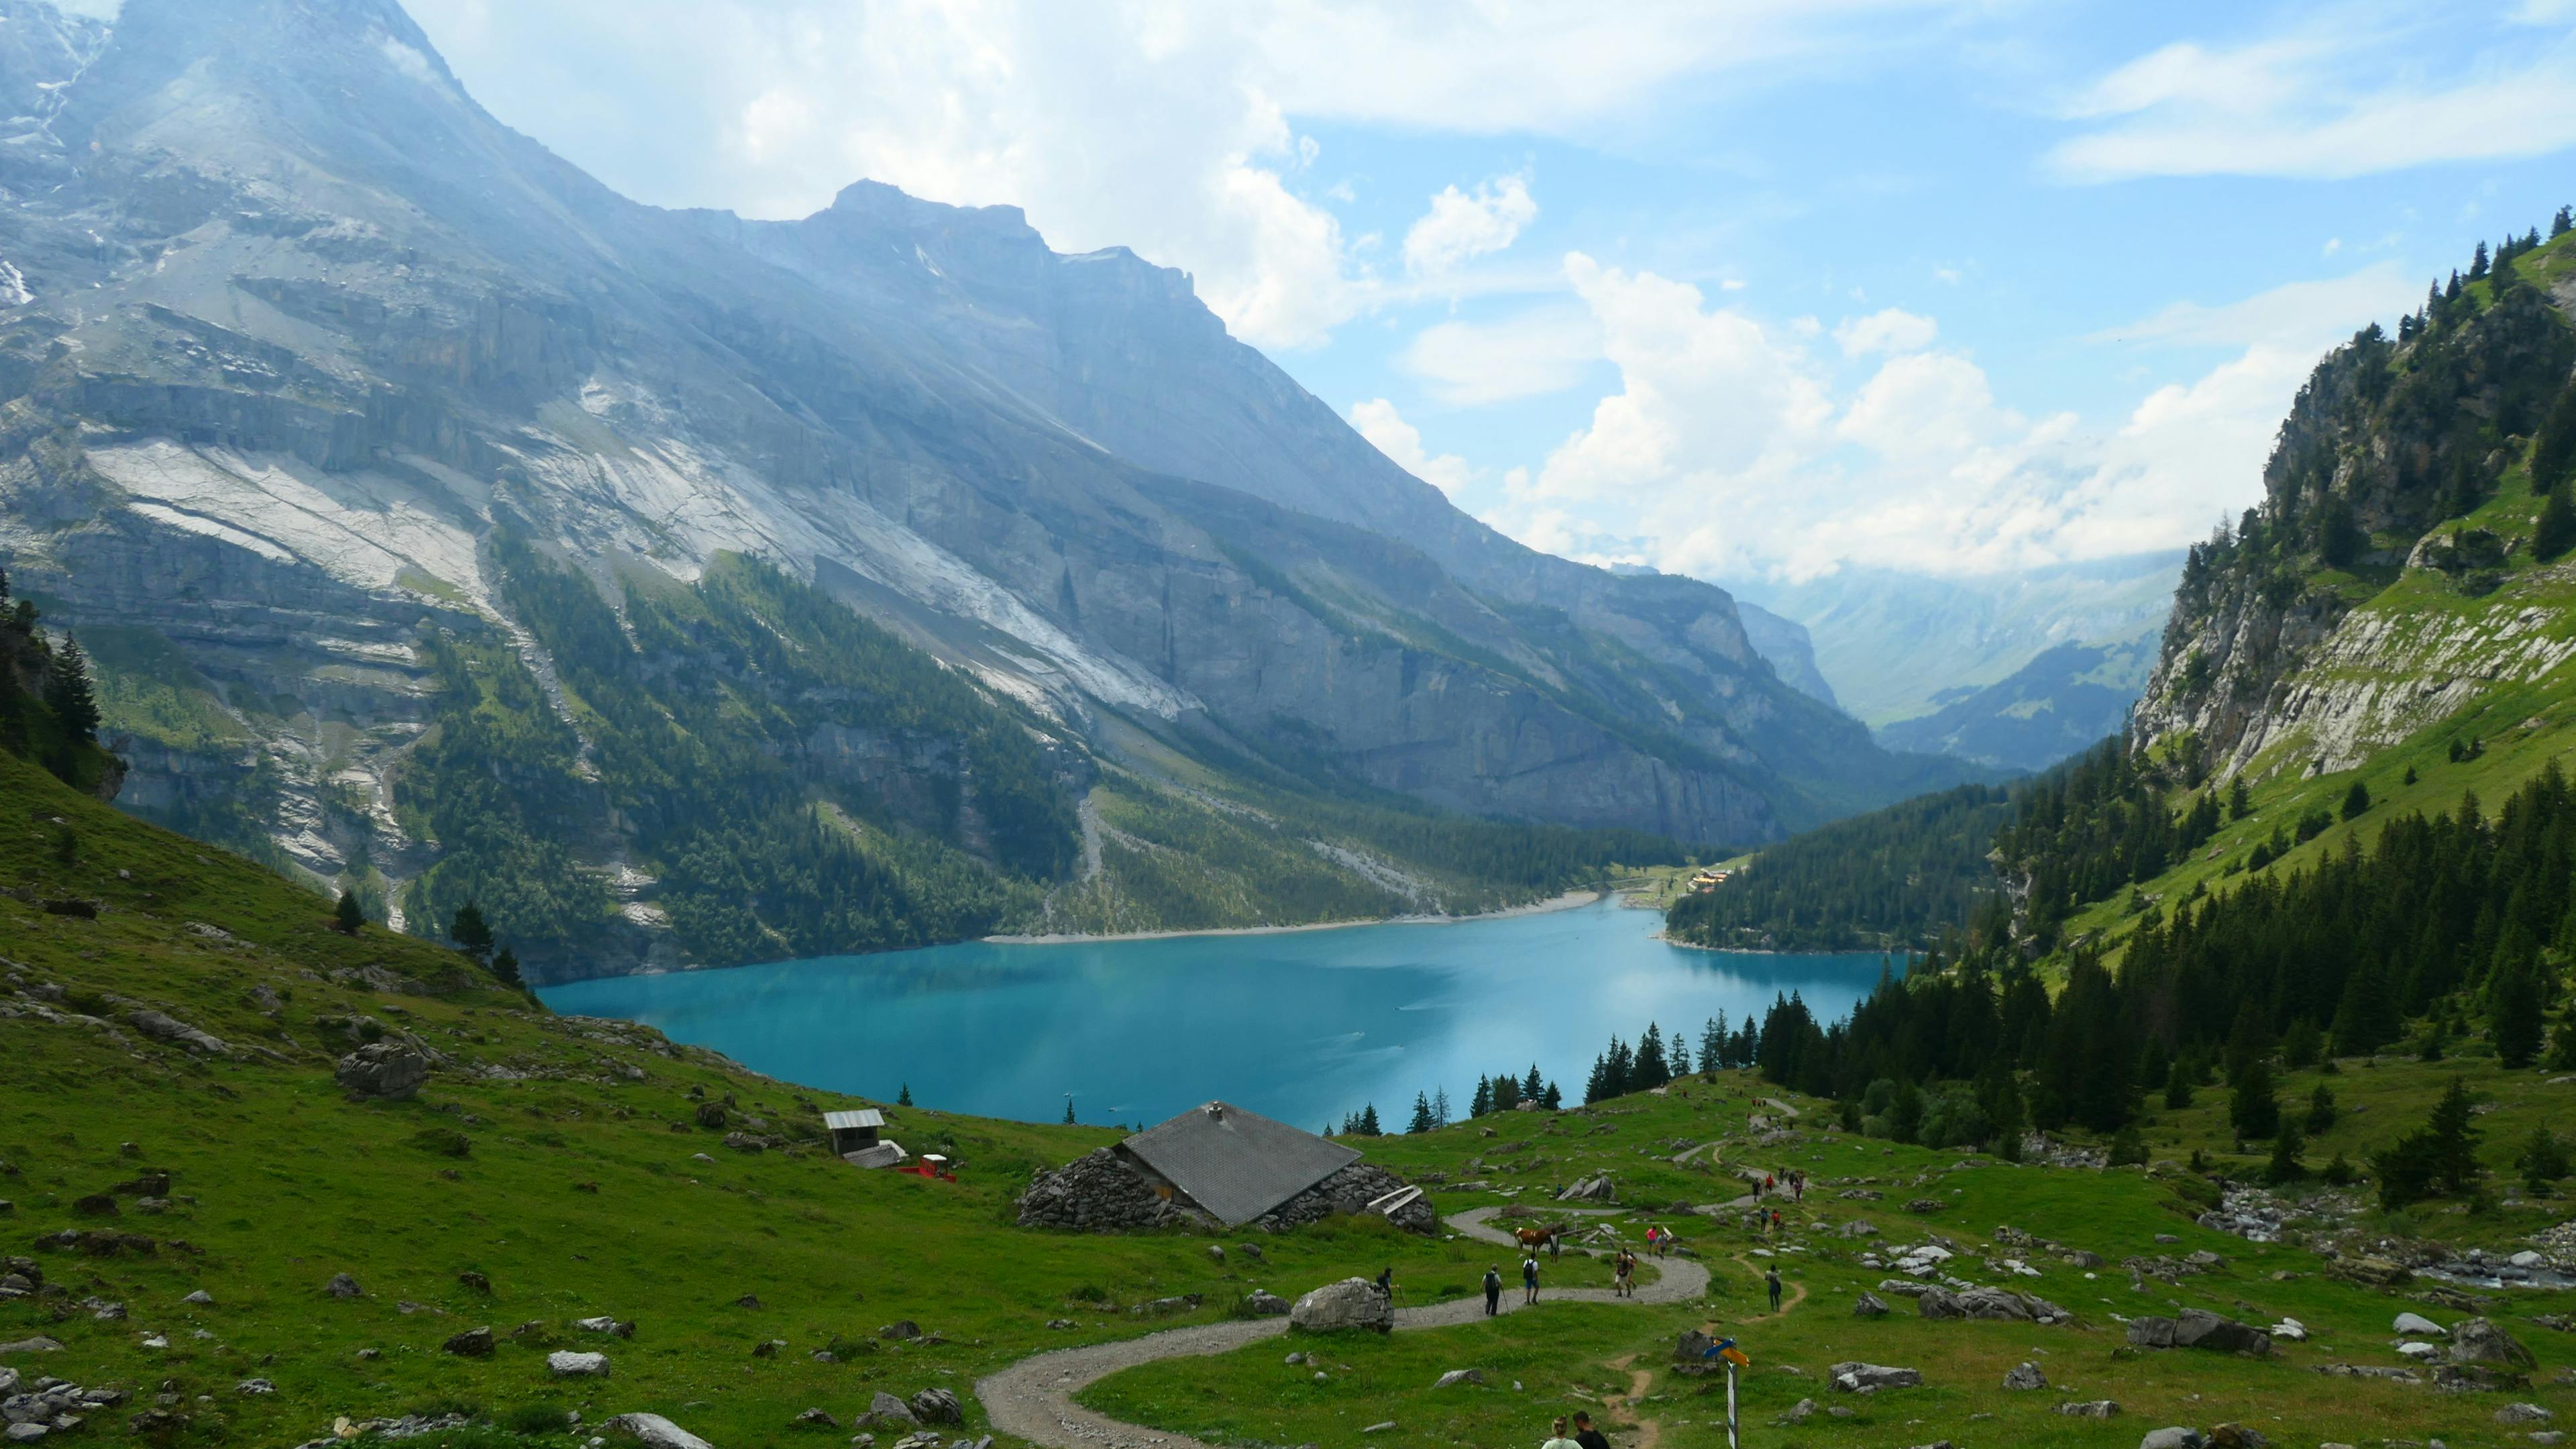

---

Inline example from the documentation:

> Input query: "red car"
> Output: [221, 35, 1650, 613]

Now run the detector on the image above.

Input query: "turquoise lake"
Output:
[539, 897, 1893, 1132]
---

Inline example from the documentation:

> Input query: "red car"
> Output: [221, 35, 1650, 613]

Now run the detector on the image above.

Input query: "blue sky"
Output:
[406, 0, 2576, 586]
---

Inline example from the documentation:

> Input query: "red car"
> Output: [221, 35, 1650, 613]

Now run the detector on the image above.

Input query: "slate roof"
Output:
[824, 1110, 885, 1132]
[1122, 1101, 1360, 1227]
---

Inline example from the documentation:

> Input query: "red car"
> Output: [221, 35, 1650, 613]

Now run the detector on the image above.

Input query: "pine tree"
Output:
[2471, 239, 2491, 279]
[491, 947, 522, 987]
[1700, 1014, 1727, 1077]
[44, 634, 99, 741]
[2266, 1120, 2307, 1183]
[1358, 1104, 1381, 1136]
[1540, 1080, 1562, 1110]
[333, 888, 365, 934]
[2555, 205, 2573, 237]
[2536, 484, 2576, 561]
[2339, 781, 2371, 821]
[2229, 1059, 2280, 1140]
[1493, 1071, 1521, 1112]
[2282, 1017, 2323, 1069]
[2491, 959, 2546, 1067]
[1521, 1063, 1544, 1101]
[1408, 1092, 1434, 1134]
[2520, 1124, 2571, 1194]
[2163, 1055, 2194, 1110]
[1063, 1098, 1077, 1125]
[2375, 1077, 2483, 1206]
[897, 1083, 912, 1106]
[2330, 961, 2399, 1057]
[2550, 1004, 2576, 1072]
[1432, 1087, 1450, 1127]
[449, 903, 495, 963]
[2227, 776, 2251, 820]
[1670, 1037, 1692, 1078]
[1634, 1024, 1669, 1089]
[1470, 1076, 1493, 1118]
[2305, 1082, 2338, 1134]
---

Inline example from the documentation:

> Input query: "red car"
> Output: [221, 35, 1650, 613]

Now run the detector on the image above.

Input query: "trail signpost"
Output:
[1701, 1335, 1751, 1448]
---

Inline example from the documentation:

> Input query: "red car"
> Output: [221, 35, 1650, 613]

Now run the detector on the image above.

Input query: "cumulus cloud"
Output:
[1400, 304, 1603, 406]
[2051, 16, 2576, 181]
[1833, 307, 1939, 356]
[1403, 175, 1538, 278]
[1350, 399, 1475, 496]
[1474, 256, 2382, 582]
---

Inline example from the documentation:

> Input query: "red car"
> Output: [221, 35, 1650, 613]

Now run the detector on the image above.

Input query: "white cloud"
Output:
[1403, 175, 1538, 278]
[1350, 399, 1474, 497]
[407, 0, 1984, 352]
[2051, 21, 2576, 181]
[1833, 307, 1938, 356]
[1400, 304, 1602, 406]
[1470, 256, 2377, 582]
[2100, 262, 2418, 350]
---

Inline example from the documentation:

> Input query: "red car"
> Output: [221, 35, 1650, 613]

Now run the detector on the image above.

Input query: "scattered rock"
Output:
[574, 1316, 635, 1338]
[2209, 1426, 2268, 1448]
[2497, 1405, 2555, 1426]
[548, 1351, 610, 1377]
[864, 1393, 918, 1428]
[1433, 1369, 1485, 1389]
[604, 1413, 716, 1449]
[2002, 1362, 2047, 1391]
[880, 1321, 921, 1340]
[1852, 1291, 1889, 1318]
[441, 1326, 495, 1358]
[794, 1408, 840, 1430]
[1243, 1292, 1290, 1317]
[324, 1273, 362, 1299]
[2449, 1318, 2535, 1369]
[907, 1389, 963, 1426]
[2393, 1312, 2447, 1337]
[2329, 1256, 2412, 1289]
[181, 1290, 212, 1306]
[1828, 1362, 1922, 1393]
[2269, 1318, 2306, 1342]
[2138, 1429, 2204, 1449]
[335, 1043, 430, 1100]
[1558, 1175, 1617, 1203]
[235, 1379, 274, 1395]
[1291, 1279, 1393, 1334]
[2058, 1401, 2121, 1419]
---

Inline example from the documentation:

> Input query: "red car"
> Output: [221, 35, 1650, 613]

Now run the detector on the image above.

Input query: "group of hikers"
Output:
[1538, 1412, 1618, 1449]
[1752, 1167, 1806, 1203]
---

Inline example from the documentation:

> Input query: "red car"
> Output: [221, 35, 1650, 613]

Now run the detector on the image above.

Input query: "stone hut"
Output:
[1017, 1100, 1436, 1234]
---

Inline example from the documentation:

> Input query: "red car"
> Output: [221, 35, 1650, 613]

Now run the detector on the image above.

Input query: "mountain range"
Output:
[0, 0, 1973, 973]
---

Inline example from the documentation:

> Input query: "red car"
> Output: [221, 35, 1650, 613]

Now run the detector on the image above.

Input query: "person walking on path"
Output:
[1542, 1417, 1581, 1449]
[1483, 1265, 1503, 1317]
[1376, 1265, 1393, 1301]
[1766, 1265, 1783, 1313]
[1572, 1413, 1612, 1449]
[1613, 1249, 1633, 1298]
[1522, 1254, 1542, 1305]
[1792, 1171, 1805, 1203]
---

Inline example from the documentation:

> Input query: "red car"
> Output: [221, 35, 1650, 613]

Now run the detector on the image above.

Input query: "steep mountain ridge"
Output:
[2132, 221, 2576, 784]
[0, 0, 1970, 972]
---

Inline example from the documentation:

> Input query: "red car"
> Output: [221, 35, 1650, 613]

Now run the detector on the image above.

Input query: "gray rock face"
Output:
[0, 0, 1953, 979]
[126, 1010, 228, 1055]
[441, 1326, 494, 1358]
[1851, 1292, 1889, 1318]
[2002, 1362, 2047, 1391]
[1244, 1292, 1290, 1317]
[546, 1351, 609, 1377]
[906, 1390, 963, 1426]
[2058, 1401, 2121, 1418]
[2130, 1311, 2267, 1355]
[335, 1044, 430, 1101]
[603, 1413, 715, 1449]
[1291, 1279, 1393, 1334]
[866, 1392, 919, 1427]
[2392, 1311, 2446, 1336]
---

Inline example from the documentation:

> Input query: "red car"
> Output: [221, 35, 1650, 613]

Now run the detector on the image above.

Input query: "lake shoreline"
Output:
[982, 887, 1607, 946]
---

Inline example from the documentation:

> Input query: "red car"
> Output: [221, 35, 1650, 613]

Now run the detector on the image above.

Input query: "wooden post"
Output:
[1724, 1360, 1739, 1449]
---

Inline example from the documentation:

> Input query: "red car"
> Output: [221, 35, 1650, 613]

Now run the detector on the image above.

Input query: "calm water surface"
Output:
[539, 898, 1892, 1131]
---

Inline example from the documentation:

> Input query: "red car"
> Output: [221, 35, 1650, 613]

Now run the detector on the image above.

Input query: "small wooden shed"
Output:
[825, 1108, 885, 1156]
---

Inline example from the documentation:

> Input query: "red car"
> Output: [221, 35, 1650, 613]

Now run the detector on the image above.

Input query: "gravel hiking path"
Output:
[975, 1208, 1712, 1449]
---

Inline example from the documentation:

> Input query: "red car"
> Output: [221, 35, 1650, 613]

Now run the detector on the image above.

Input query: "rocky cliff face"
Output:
[2131, 228, 2576, 782]
[0, 0, 1957, 967]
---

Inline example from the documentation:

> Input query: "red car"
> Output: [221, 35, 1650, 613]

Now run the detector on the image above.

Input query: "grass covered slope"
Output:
[0, 748, 1491, 1446]
[1087, 1067, 2576, 1449]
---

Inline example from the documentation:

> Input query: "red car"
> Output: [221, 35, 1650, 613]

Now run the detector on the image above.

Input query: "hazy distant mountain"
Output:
[1730, 553, 2185, 727]
[1734, 602, 1839, 708]
[1876, 635, 2157, 773]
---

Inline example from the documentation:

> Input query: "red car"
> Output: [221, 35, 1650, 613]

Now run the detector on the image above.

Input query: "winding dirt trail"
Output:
[975, 1208, 1712, 1449]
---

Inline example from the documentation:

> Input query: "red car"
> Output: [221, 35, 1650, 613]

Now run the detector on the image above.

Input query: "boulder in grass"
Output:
[604, 1413, 715, 1449]
[2392, 1312, 2446, 1337]
[907, 1389, 963, 1426]
[792, 1407, 839, 1430]
[335, 1043, 429, 1100]
[2171, 1309, 2270, 1356]
[1291, 1279, 1393, 1334]
[2058, 1401, 2121, 1419]
[442, 1326, 496, 1358]
[2001, 1362, 2047, 1392]
[1851, 1291, 1889, 1318]
[1243, 1291, 1290, 1318]
[1828, 1362, 1921, 1393]
[863, 1393, 919, 1428]
[2449, 1317, 2535, 1369]
[547, 1350, 610, 1377]
[2139, 1430, 2204, 1449]
[1433, 1369, 1485, 1389]
[2208, 1426, 2268, 1448]
[2497, 1404, 2555, 1426]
